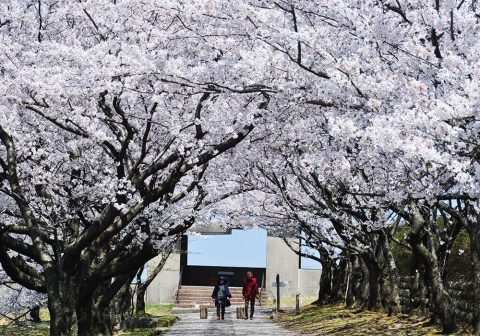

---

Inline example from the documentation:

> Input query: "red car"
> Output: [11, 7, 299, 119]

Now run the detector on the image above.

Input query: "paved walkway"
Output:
[166, 311, 298, 336]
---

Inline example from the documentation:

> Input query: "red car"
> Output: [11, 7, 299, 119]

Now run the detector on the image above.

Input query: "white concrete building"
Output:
[146, 230, 321, 305]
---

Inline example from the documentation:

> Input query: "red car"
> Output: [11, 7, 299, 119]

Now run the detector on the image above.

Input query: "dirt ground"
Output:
[0, 305, 175, 336]
[276, 304, 473, 336]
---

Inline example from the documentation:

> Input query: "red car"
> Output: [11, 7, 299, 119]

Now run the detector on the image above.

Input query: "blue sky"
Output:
[187, 228, 320, 269]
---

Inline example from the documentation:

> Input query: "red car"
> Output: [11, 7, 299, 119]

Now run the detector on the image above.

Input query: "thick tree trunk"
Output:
[30, 305, 41, 322]
[317, 256, 334, 305]
[44, 267, 77, 336]
[404, 204, 457, 333]
[93, 304, 114, 336]
[364, 259, 381, 311]
[76, 279, 107, 336]
[407, 251, 429, 314]
[116, 281, 133, 321]
[76, 298, 94, 336]
[426, 262, 457, 333]
[379, 232, 401, 316]
[76, 273, 133, 335]
[470, 221, 480, 335]
[331, 256, 348, 301]
[78, 290, 115, 336]
[353, 257, 370, 309]
[409, 232, 457, 332]
[346, 255, 362, 307]
[136, 285, 147, 316]
[47, 294, 76, 336]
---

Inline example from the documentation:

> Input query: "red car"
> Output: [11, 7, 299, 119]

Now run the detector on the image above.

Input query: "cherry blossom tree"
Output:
[0, 267, 46, 323]
[203, 0, 479, 333]
[0, 1, 271, 334]
[1, 0, 479, 335]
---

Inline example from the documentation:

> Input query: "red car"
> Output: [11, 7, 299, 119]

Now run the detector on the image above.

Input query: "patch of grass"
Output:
[0, 305, 176, 336]
[0, 322, 50, 336]
[277, 304, 473, 336]
[145, 304, 173, 317]
[39, 307, 50, 321]
[115, 327, 168, 336]
[113, 305, 177, 335]
[265, 295, 317, 308]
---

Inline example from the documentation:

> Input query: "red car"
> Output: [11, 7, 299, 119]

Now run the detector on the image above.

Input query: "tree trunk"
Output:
[136, 285, 147, 316]
[47, 294, 76, 336]
[346, 255, 362, 308]
[30, 305, 41, 322]
[316, 254, 334, 305]
[93, 304, 114, 336]
[470, 220, 480, 335]
[408, 251, 429, 314]
[76, 301, 93, 336]
[331, 256, 347, 301]
[408, 228, 457, 332]
[426, 262, 457, 333]
[135, 247, 173, 316]
[44, 267, 76, 336]
[76, 272, 133, 335]
[405, 204, 458, 333]
[344, 263, 354, 308]
[364, 259, 381, 311]
[379, 231, 401, 316]
[355, 258, 370, 309]
[76, 280, 107, 336]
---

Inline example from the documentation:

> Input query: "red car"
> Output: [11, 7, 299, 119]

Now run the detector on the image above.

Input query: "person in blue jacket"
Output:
[211, 275, 232, 320]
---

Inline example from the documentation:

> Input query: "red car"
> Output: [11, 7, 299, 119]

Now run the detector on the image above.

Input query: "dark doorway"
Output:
[180, 235, 266, 287]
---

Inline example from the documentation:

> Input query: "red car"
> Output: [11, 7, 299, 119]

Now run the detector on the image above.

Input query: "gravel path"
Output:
[165, 310, 298, 336]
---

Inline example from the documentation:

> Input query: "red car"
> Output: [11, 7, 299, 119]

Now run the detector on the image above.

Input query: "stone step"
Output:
[180, 286, 245, 290]
[178, 296, 259, 300]
[179, 286, 266, 292]
[174, 303, 267, 309]
[177, 291, 247, 296]
[177, 297, 267, 303]
[177, 296, 268, 303]
[178, 287, 266, 291]
[175, 300, 266, 306]
[178, 287, 246, 292]
[178, 300, 265, 305]
[176, 285, 268, 307]
[177, 292, 268, 299]
[171, 306, 273, 315]
[174, 303, 196, 308]
[177, 292, 268, 298]
[178, 287, 265, 292]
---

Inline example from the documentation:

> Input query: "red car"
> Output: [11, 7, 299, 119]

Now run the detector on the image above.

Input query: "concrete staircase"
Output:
[175, 285, 268, 308]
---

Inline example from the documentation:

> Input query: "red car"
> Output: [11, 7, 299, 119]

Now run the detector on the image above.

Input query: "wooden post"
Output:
[236, 307, 245, 319]
[276, 273, 280, 311]
[295, 293, 300, 315]
[200, 305, 208, 319]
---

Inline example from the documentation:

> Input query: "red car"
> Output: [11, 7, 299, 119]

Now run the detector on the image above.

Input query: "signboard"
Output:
[195, 225, 232, 235]
[272, 281, 288, 287]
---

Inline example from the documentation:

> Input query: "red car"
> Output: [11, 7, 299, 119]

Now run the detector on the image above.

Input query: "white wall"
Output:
[298, 268, 321, 297]
[145, 248, 181, 304]
[266, 236, 299, 298]
[145, 234, 321, 305]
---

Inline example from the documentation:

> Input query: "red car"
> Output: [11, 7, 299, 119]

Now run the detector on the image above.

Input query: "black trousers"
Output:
[244, 297, 255, 317]
[216, 303, 225, 318]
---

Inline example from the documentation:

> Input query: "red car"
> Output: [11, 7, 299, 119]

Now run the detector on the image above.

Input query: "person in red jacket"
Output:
[242, 271, 259, 320]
